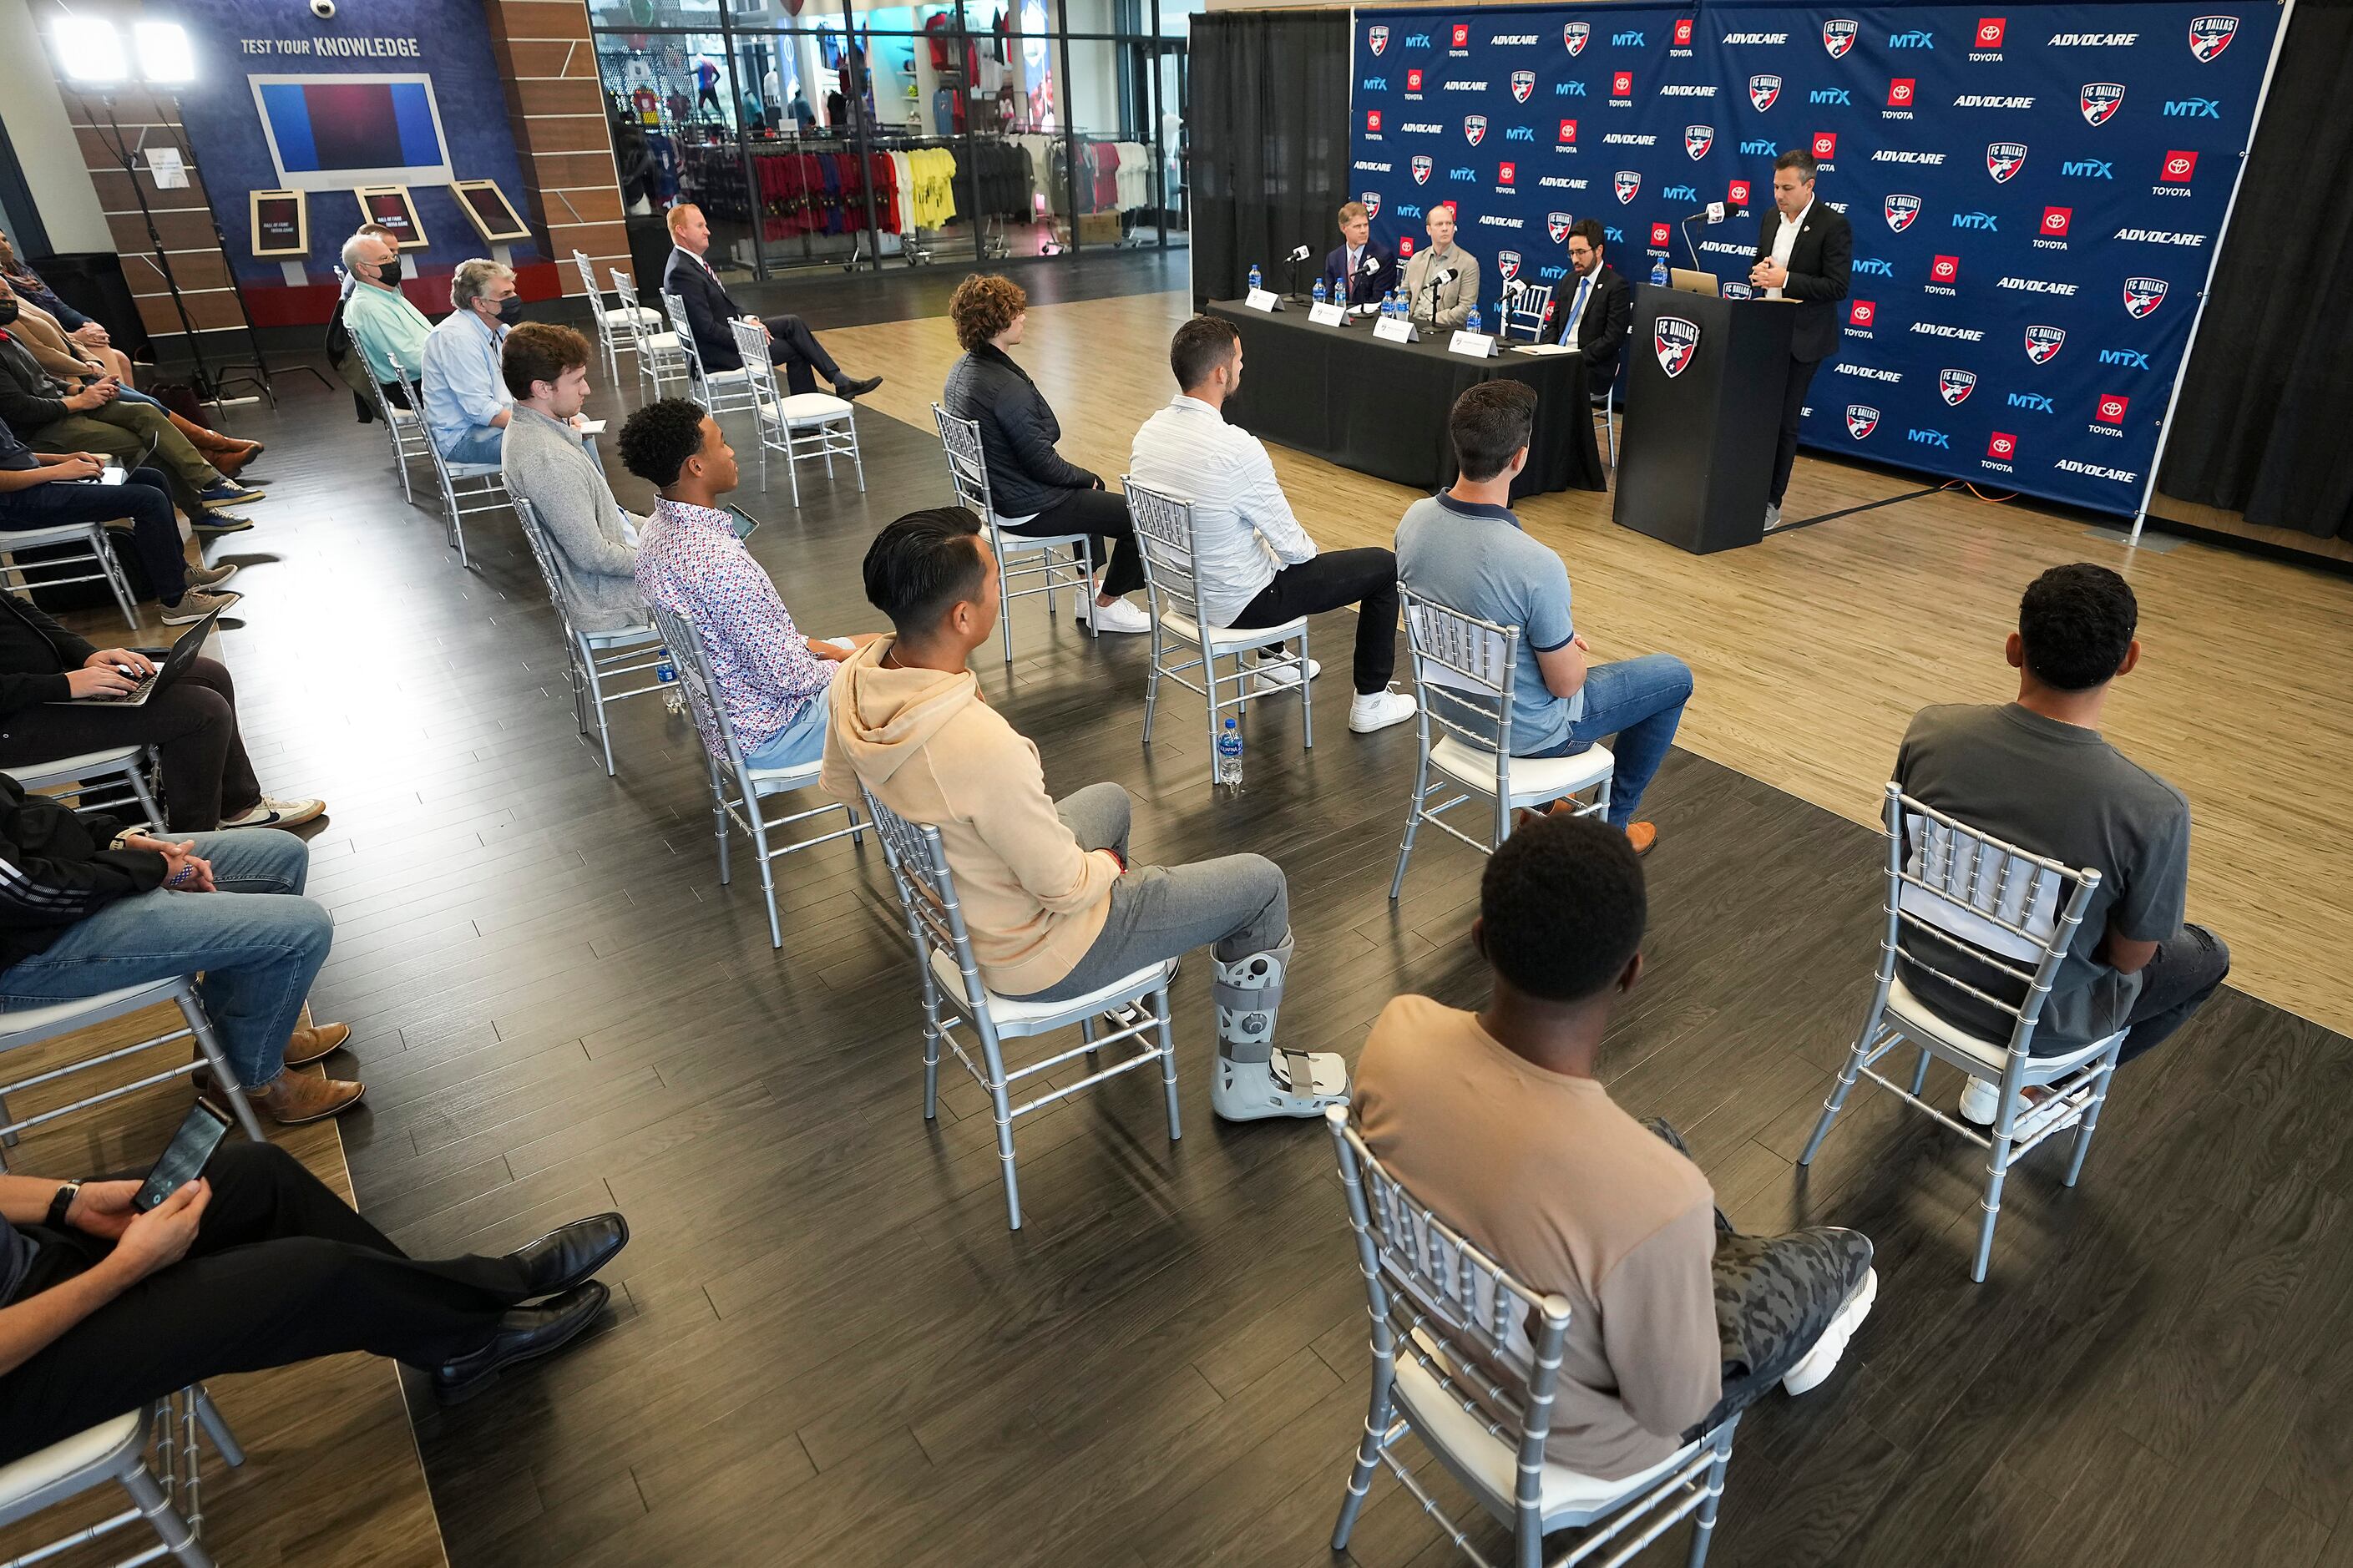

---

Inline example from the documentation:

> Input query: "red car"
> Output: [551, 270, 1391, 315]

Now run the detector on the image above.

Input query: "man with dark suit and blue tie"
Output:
[1748, 149, 1852, 529]
[1320, 202, 1397, 308]
[1549, 219, 1632, 393]
[661, 205, 882, 399]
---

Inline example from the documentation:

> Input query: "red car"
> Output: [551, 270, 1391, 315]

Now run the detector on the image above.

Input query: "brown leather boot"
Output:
[253, 1072, 366, 1125]
[283, 1022, 351, 1067]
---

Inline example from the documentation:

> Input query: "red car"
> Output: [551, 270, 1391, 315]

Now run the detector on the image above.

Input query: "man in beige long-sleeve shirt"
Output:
[1354, 814, 1876, 1479]
[821, 506, 1347, 1123]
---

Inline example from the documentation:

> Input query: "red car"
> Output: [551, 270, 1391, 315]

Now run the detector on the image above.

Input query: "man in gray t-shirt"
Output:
[1394, 381, 1693, 852]
[1894, 564, 2228, 1079]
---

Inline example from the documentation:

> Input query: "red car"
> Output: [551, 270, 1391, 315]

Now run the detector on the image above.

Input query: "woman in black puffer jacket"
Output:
[939, 274, 1149, 633]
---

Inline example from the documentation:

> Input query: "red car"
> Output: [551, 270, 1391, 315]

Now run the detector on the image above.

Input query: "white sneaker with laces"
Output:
[220, 797, 326, 830]
[1077, 594, 1151, 634]
[1781, 1267, 1877, 1395]
[1248, 656, 1321, 692]
[1348, 686, 1417, 734]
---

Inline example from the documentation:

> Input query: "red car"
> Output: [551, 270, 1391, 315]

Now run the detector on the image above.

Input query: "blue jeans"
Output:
[0, 464, 188, 602]
[0, 830, 329, 1091]
[441, 425, 504, 466]
[1526, 653, 1693, 827]
[739, 685, 831, 771]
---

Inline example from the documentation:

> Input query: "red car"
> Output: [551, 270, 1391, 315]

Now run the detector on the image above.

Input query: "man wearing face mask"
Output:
[339, 231, 433, 407]
[420, 258, 521, 464]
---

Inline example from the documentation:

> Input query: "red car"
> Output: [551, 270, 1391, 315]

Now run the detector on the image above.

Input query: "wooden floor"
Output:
[13, 265, 2347, 1568]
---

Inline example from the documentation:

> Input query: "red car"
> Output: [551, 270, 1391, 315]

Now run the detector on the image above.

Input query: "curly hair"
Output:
[617, 397, 711, 488]
[2018, 564, 2138, 690]
[1480, 813, 1647, 1003]
[949, 273, 1028, 352]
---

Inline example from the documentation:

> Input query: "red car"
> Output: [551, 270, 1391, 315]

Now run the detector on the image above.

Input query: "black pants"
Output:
[1904, 921, 2231, 1066]
[1007, 486, 1145, 598]
[766, 314, 841, 396]
[0, 1142, 534, 1464]
[1769, 354, 1824, 506]
[1228, 547, 1400, 695]
[0, 465, 189, 604]
[0, 656, 261, 832]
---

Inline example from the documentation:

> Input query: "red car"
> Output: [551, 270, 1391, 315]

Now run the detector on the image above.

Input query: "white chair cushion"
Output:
[758, 393, 853, 428]
[642, 331, 682, 352]
[1430, 735, 1615, 807]
[579, 623, 661, 651]
[1156, 609, 1310, 654]
[603, 306, 662, 326]
[0, 522, 108, 549]
[387, 404, 420, 424]
[1882, 974, 2123, 1080]
[445, 460, 503, 480]
[742, 757, 825, 795]
[928, 948, 1170, 1030]
[3, 746, 145, 787]
[1389, 1347, 1700, 1520]
[0, 1410, 141, 1510]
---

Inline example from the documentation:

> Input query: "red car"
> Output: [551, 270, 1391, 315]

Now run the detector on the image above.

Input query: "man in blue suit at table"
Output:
[1321, 202, 1397, 308]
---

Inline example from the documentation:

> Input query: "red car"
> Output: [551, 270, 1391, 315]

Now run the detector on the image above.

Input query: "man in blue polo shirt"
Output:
[1394, 381, 1693, 854]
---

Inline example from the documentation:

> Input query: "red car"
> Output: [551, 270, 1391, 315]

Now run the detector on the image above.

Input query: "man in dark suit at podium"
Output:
[1550, 220, 1632, 393]
[661, 204, 882, 399]
[1748, 149, 1851, 529]
[1320, 201, 1396, 308]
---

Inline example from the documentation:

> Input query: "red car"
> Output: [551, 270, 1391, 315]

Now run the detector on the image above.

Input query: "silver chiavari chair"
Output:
[731, 319, 863, 508]
[1800, 783, 2127, 1281]
[614, 271, 689, 399]
[361, 362, 432, 503]
[393, 368, 509, 569]
[1499, 281, 1555, 343]
[0, 1385, 245, 1568]
[931, 402, 1096, 665]
[512, 497, 667, 777]
[660, 289, 759, 420]
[573, 249, 656, 389]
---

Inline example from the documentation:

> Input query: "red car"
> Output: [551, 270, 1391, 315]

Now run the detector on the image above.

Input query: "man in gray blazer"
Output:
[1401, 203, 1482, 331]
[498, 324, 645, 633]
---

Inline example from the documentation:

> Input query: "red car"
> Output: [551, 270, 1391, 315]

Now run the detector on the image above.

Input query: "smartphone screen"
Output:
[134, 1100, 231, 1211]
[726, 506, 759, 541]
[99, 466, 127, 486]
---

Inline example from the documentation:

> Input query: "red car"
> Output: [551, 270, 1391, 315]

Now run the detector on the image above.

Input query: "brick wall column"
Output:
[483, 0, 634, 300]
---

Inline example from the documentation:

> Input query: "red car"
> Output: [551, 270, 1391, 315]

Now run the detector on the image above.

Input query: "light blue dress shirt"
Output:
[419, 309, 510, 458]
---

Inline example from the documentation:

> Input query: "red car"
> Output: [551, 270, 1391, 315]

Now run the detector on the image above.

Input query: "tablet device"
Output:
[726, 504, 759, 541]
[134, 1099, 232, 1211]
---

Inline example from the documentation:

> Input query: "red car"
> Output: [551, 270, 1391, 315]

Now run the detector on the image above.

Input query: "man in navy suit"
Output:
[1320, 201, 1396, 308]
[661, 205, 881, 399]
[1550, 219, 1631, 394]
[1748, 149, 1852, 529]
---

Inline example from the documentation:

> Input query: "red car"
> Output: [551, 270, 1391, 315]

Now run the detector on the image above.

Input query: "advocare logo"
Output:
[1885, 194, 1923, 231]
[1987, 143, 2027, 182]
[1465, 115, 1488, 145]
[1496, 250, 1522, 282]
[1655, 316, 1701, 377]
[1751, 74, 1782, 111]
[1686, 125, 1716, 159]
[2080, 83, 2127, 126]
[1823, 18, 1859, 58]
[1846, 404, 1880, 438]
[1368, 23, 1388, 54]
[1412, 155, 1433, 184]
[2024, 324, 2067, 364]
[2123, 276, 2168, 317]
[1565, 21, 1591, 55]
[1512, 71, 1536, 104]
[1616, 169, 1642, 203]
[2189, 15, 2239, 60]
[1548, 211, 1574, 242]
[1939, 367, 1977, 405]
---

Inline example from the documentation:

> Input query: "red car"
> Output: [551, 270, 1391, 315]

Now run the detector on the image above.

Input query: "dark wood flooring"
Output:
[199, 355, 2353, 1568]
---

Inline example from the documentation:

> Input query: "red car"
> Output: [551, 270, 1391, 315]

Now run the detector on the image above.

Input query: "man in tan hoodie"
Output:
[821, 507, 1348, 1120]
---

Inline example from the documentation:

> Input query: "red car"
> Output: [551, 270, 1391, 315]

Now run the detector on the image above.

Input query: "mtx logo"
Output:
[2100, 347, 2153, 368]
[1613, 30, 1645, 47]
[1890, 29, 1934, 47]
[1662, 184, 1700, 202]
[1907, 427, 1950, 448]
[1853, 257, 1894, 276]
[1504, 125, 1536, 142]
[1654, 316, 1700, 377]
[1558, 81, 1588, 97]
[2166, 98, 2222, 117]
[1952, 211, 1999, 231]
[1741, 139, 1778, 155]
[2062, 159, 2113, 178]
[1810, 87, 1851, 105]
[1363, 78, 1387, 92]
[2006, 392, 2054, 412]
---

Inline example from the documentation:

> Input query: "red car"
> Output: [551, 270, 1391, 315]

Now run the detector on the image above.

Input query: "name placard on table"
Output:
[1245, 288, 1283, 312]
[1308, 301, 1348, 327]
[1448, 330, 1498, 359]
[1373, 314, 1417, 344]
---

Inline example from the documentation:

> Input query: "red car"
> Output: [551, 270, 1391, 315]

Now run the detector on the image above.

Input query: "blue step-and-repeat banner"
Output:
[1349, 3, 2280, 513]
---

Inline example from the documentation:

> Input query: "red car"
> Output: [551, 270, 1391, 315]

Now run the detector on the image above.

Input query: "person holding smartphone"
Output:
[0, 1139, 630, 1459]
[0, 414, 240, 625]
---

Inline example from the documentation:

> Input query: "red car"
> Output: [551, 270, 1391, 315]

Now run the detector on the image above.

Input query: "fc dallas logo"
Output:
[1547, 211, 1573, 243]
[2024, 325, 2067, 365]
[1654, 316, 1700, 377]
[1939, 368, 1977, 406]
[1885, 194, 1922, 232]
[1846, 404, 1880, 439]
[1565, 21, 1591, 55]
[1362, 191, 1381, 219]
[1411, 155, 1433, 185]
[2189, 14, 2238, 60]
[1986, 142, 2027, 184]
[1512, 70, 1536, 104]
[1686, 124, 1715, 159]
[1750, 74, 1781, 112]
[2123, 276, 2168, 317]
[1367, 23, 1389, 54]
[1464, 115, 1488, 146]
[1823, 18, 1859, 57]
[1615, 169, 1641, 204]
[2080, 83, 2126, 126]
[1496, 250, 1522, 282]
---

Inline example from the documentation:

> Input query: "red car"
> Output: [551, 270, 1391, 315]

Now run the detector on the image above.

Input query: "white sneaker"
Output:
[1348, 686, 1417, 734]
[1212, 1050, 1349, 1121]
[220, 797, 326, 830]
[1781, 1267, 1877, 1395]
[1248, 656, 1321, 693]
[1077, 594, 1151, 634]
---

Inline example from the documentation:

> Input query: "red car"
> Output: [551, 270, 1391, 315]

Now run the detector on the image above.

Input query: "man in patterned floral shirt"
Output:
[620, 398, 872, 770]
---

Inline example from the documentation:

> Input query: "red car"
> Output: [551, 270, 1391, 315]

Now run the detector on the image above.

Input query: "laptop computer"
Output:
[1669, 268, 1721, 297]
[46, 607, 222, 707]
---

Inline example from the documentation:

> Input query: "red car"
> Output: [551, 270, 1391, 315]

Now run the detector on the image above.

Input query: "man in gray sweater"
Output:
[499, 324, 645, 632]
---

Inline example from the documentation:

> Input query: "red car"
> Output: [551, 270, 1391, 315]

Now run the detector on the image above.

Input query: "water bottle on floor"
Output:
[1215, 717, 1244, 790]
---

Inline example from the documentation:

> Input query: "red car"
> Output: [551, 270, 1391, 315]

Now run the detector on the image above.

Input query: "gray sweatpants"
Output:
[1008, 784, 1290, 1058]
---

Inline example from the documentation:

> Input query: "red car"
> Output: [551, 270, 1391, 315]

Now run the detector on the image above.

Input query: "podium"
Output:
[1612, 286, 1795, 554]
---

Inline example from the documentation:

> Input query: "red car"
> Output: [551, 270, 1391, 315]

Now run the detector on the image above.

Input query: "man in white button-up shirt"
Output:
[1128, 316, 1417, 735]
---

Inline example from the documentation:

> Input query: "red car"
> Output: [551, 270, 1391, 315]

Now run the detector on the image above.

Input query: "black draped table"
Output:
[1206, 301, 1607, 500]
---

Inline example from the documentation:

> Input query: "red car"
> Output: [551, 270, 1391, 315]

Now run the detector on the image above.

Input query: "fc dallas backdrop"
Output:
[1349, 3, 2281, 514]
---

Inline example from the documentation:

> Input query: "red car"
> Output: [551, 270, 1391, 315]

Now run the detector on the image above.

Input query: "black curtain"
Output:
[1191, 10, 1352, 311]
[2158, 0, 2353, 541]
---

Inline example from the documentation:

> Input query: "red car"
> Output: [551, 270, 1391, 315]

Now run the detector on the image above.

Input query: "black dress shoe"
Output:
[505, 1211, 630, 1298]
[834, 373, 883, 399]
[433, 1281, 610, 1404]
